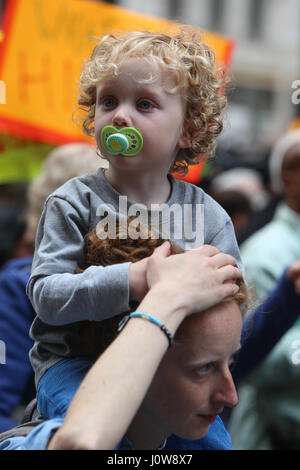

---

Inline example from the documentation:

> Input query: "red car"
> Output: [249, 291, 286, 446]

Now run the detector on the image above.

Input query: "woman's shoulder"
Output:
[166, 416, 232, 450]
[0, 418, 64, 450]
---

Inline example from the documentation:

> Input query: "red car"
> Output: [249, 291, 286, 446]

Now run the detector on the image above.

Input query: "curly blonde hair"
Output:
[78, 29, 229, 176]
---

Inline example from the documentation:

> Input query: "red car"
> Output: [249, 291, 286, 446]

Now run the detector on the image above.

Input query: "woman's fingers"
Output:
[214, 280, 241, 302]
[216, 264, 243, 282]
[210, 252, 238, 268]
[189, 246, 238, 269]
[151, 243, 238, 272]
[152, 241, 172, 257]
[191, 244, 220, 257]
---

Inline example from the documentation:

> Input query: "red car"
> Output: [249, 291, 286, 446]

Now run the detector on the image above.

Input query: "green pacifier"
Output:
[100, 126, 143, 156]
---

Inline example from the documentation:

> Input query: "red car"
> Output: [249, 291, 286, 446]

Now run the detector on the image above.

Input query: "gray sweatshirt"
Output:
[27, 168, 243, 385]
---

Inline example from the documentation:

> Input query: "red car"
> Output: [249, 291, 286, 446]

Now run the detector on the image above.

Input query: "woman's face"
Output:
[142, 301, 242, 441]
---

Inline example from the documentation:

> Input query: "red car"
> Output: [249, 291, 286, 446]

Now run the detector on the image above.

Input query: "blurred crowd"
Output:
[0, 122, 300, 449]
[201, 124, 300, 449]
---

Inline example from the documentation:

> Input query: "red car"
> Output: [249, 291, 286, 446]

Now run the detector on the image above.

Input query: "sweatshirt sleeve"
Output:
[26, 196, 131, 326]
[209, 218, 245, 275]
[0, 418, 64, 450]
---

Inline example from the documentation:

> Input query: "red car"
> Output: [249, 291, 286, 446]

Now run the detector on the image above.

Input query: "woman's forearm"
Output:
[47, 287, 185, 450]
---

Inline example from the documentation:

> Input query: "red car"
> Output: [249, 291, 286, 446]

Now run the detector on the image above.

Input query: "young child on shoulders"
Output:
[27, 29, 243, 420]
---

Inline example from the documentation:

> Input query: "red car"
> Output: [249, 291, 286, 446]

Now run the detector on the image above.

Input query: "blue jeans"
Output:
[36, 358, 93, 419]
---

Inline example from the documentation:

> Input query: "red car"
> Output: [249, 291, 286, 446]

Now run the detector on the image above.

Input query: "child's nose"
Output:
[112, 107, 132, 128]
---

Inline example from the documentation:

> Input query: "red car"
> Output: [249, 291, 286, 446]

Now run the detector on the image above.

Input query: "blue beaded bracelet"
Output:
[118, 311, 173, 348]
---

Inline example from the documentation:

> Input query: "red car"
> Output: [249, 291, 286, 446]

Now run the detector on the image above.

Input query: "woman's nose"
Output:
[212, 370, 239, 409]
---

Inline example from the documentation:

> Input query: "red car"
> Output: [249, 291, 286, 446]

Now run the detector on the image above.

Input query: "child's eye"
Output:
[102, 97, 117, 108]
[137, 100, 154, 111]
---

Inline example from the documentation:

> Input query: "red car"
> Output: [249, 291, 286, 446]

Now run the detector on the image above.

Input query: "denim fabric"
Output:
[0, 415, 232, 450]
[36, 358, 93, 419]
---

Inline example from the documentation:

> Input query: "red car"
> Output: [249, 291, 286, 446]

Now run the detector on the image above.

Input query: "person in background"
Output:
[208, 167, 272, 244]
[240, 129, 300, 299]
[0, 182, 29, 268]
[210, 167, 271, 214]
[208, 189, 252, 244]
[228, 129, 300, 449]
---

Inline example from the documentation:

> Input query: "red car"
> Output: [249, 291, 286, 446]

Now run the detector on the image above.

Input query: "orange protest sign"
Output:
[0, 0, 234, 146]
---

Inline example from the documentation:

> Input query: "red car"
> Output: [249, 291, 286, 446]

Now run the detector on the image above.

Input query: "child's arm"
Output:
[128, 256, 149, 302]
[28, 265, 131, 325]
[27, 196, 131, 325]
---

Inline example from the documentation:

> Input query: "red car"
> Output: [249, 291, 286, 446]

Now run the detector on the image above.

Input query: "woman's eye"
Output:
[196, 364, 212, 375]
[137, 100, 153, 111]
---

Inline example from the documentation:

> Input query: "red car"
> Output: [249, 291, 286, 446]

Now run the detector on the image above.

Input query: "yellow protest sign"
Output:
[0, 0, 234, 146]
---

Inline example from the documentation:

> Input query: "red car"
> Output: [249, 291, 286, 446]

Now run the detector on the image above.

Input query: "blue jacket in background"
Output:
[0, 257, 35, 432]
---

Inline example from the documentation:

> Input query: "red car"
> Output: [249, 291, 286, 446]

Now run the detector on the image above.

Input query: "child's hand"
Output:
[128, 242, 171, 302]
[128, 257, 149, 302]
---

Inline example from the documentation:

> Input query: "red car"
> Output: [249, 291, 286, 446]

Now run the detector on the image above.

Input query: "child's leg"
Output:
[36, 358, 93, 419]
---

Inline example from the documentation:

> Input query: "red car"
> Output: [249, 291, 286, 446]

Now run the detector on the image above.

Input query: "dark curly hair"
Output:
[75, 218, 248, 353]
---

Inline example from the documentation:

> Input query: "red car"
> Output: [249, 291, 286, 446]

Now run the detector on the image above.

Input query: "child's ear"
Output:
[178, 123, 192, 149]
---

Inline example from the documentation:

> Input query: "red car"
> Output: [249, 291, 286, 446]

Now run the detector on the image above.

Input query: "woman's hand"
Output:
[146, 242, 242, 317]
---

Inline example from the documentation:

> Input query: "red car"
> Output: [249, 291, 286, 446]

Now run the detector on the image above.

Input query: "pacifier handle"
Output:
[100, 126, 143, 156]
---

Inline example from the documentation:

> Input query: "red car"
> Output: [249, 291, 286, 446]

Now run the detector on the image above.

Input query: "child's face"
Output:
[94, 58, 190, 174]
